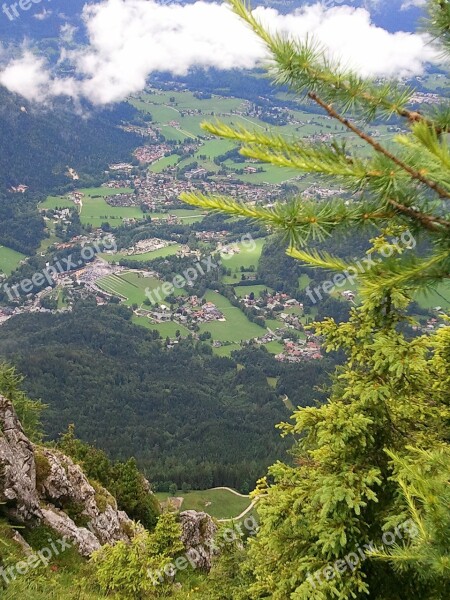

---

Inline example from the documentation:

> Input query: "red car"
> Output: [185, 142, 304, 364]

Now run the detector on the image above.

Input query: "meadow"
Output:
[233, 284, 273, 298]
[155, 488, 251, 520]
[97, 271, 185, 306]
[40, 187, 140, 228]
[99, 243, 182, 263]
[415, 282, 450, 310]
[199, 290, 265, 342]
[221, 237, 265, 274]
[78, 188, 141, 227]
[0, 246, 26, 275]
[97, 272, 161, 305]
[131, 316, 190, 338]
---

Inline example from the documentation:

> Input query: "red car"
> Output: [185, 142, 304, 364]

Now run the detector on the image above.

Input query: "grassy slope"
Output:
[155, 488, 251, 520]
[0, 246, 26, 275]
[199, 290, 265, 342]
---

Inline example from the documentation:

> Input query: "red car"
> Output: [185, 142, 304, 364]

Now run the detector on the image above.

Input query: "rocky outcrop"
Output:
[0, 394, 134, 556]
[0, 395, 42, 521]
[179, 510, 218, 571]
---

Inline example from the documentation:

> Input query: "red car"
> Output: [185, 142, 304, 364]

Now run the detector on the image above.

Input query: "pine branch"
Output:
[426, 0, 450, 53]
[308, 92, 450, 200]
[227, 0, 447, 132]
[202, 121, 367, 177]
[287, 247, 355, 273]
[181, 192, 400, 245]
[360, 251, 450, 295]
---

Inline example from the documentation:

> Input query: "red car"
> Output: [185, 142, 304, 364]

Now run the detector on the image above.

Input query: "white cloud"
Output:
[33, 9, 53, 21]
[0, 53, 51, 101]
[0, 0, 438, 105]
[401, 0, 426, 9]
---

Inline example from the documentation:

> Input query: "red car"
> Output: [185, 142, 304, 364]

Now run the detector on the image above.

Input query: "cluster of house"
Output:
[133, 144, 170, 164]
[9, 184, 28, 193]
[139, 296, 224, 327]
[303, 184, 345, 199]
[185, 167, 208, 180]
[120, 124, 159, 139]
[242, 291, 301, 311]
[410, 92, 441, 105]
[125, 238, 174, 256]
[67, 191, 84, 207]
[195, 230, 229, 243]
[106, 162, 282, 209]
[275, 339, 322, 363]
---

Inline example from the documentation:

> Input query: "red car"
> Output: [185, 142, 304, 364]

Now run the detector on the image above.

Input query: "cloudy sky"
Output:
[0, 0, 437, 104]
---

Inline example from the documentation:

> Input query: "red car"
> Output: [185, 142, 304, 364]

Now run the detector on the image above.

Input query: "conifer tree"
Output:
[182, 1, 450, 598]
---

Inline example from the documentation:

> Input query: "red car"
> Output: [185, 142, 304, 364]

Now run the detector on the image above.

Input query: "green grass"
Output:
[235, 164, 299, 184]
[194, 139, 236, 160]
[199, 290, 265, 342]
[97, 272, 160, 305]
[171, 209, 205, 224]
[267, 376, 278, 388]
[99, 243, 181, 263]
[155, 488, 251, 520]
[39, 195, 75, 210]
[0, 246, 26, 275]
[298, 273, 311, 290]
[78, 187, 142, 227]
[97, 271, 185, 306]
[415, 282, 450, 310]
[149, 154, 180, 172]
[211, 343, 241, 357]
[234, 285, 273, 298]
[40, 187, 140, 228]
[132, 316, 190, 337]
[263, 341, 285, 354]
[221, 238, 265, 274]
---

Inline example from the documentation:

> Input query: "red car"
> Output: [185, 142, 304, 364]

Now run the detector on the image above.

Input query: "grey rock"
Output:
[179, 510, 218, 571]
[0, 394, 134, 556]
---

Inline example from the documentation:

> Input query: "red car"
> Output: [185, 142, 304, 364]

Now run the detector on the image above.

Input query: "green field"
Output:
[97, 272, 161, 305]
[155, 488, 251, 520]
[78, 187, 141, 227]
[194, 139, 236, 160]
[149, 154, 180, 172]
[415, 282, 450, 310]
[199, 290, 265, 342]
[99, 243, 182, 263]
[39, 195, 75, 210]
[0, 246, 26, 275]
[131, 316, 189, 337]
[234, 284, 273, 298]
[221, 238, 265, 274]
[211, 343, 241, 357]
[263, 340, 285, 354]
[40, 187, 140, 228]
[97, 271, 185, 306]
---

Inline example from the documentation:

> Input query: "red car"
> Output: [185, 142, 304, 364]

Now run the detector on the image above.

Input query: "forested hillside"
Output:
[0, 88, 140, 194]
[0, 303, 298, 490]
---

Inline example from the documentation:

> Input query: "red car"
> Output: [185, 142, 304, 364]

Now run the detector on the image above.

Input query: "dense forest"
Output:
[0, 302, 332, 491]
[0, 191, 45, 254]
[0, 86, 141, 255]
[0, 88, 140, 194]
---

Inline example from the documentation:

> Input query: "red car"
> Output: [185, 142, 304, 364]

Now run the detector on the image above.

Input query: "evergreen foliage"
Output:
[181, 1, 450, 598]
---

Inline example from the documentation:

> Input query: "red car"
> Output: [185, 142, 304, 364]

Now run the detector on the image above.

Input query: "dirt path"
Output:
[217, 500, 256, 523]
[210, 486, 249, 498]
